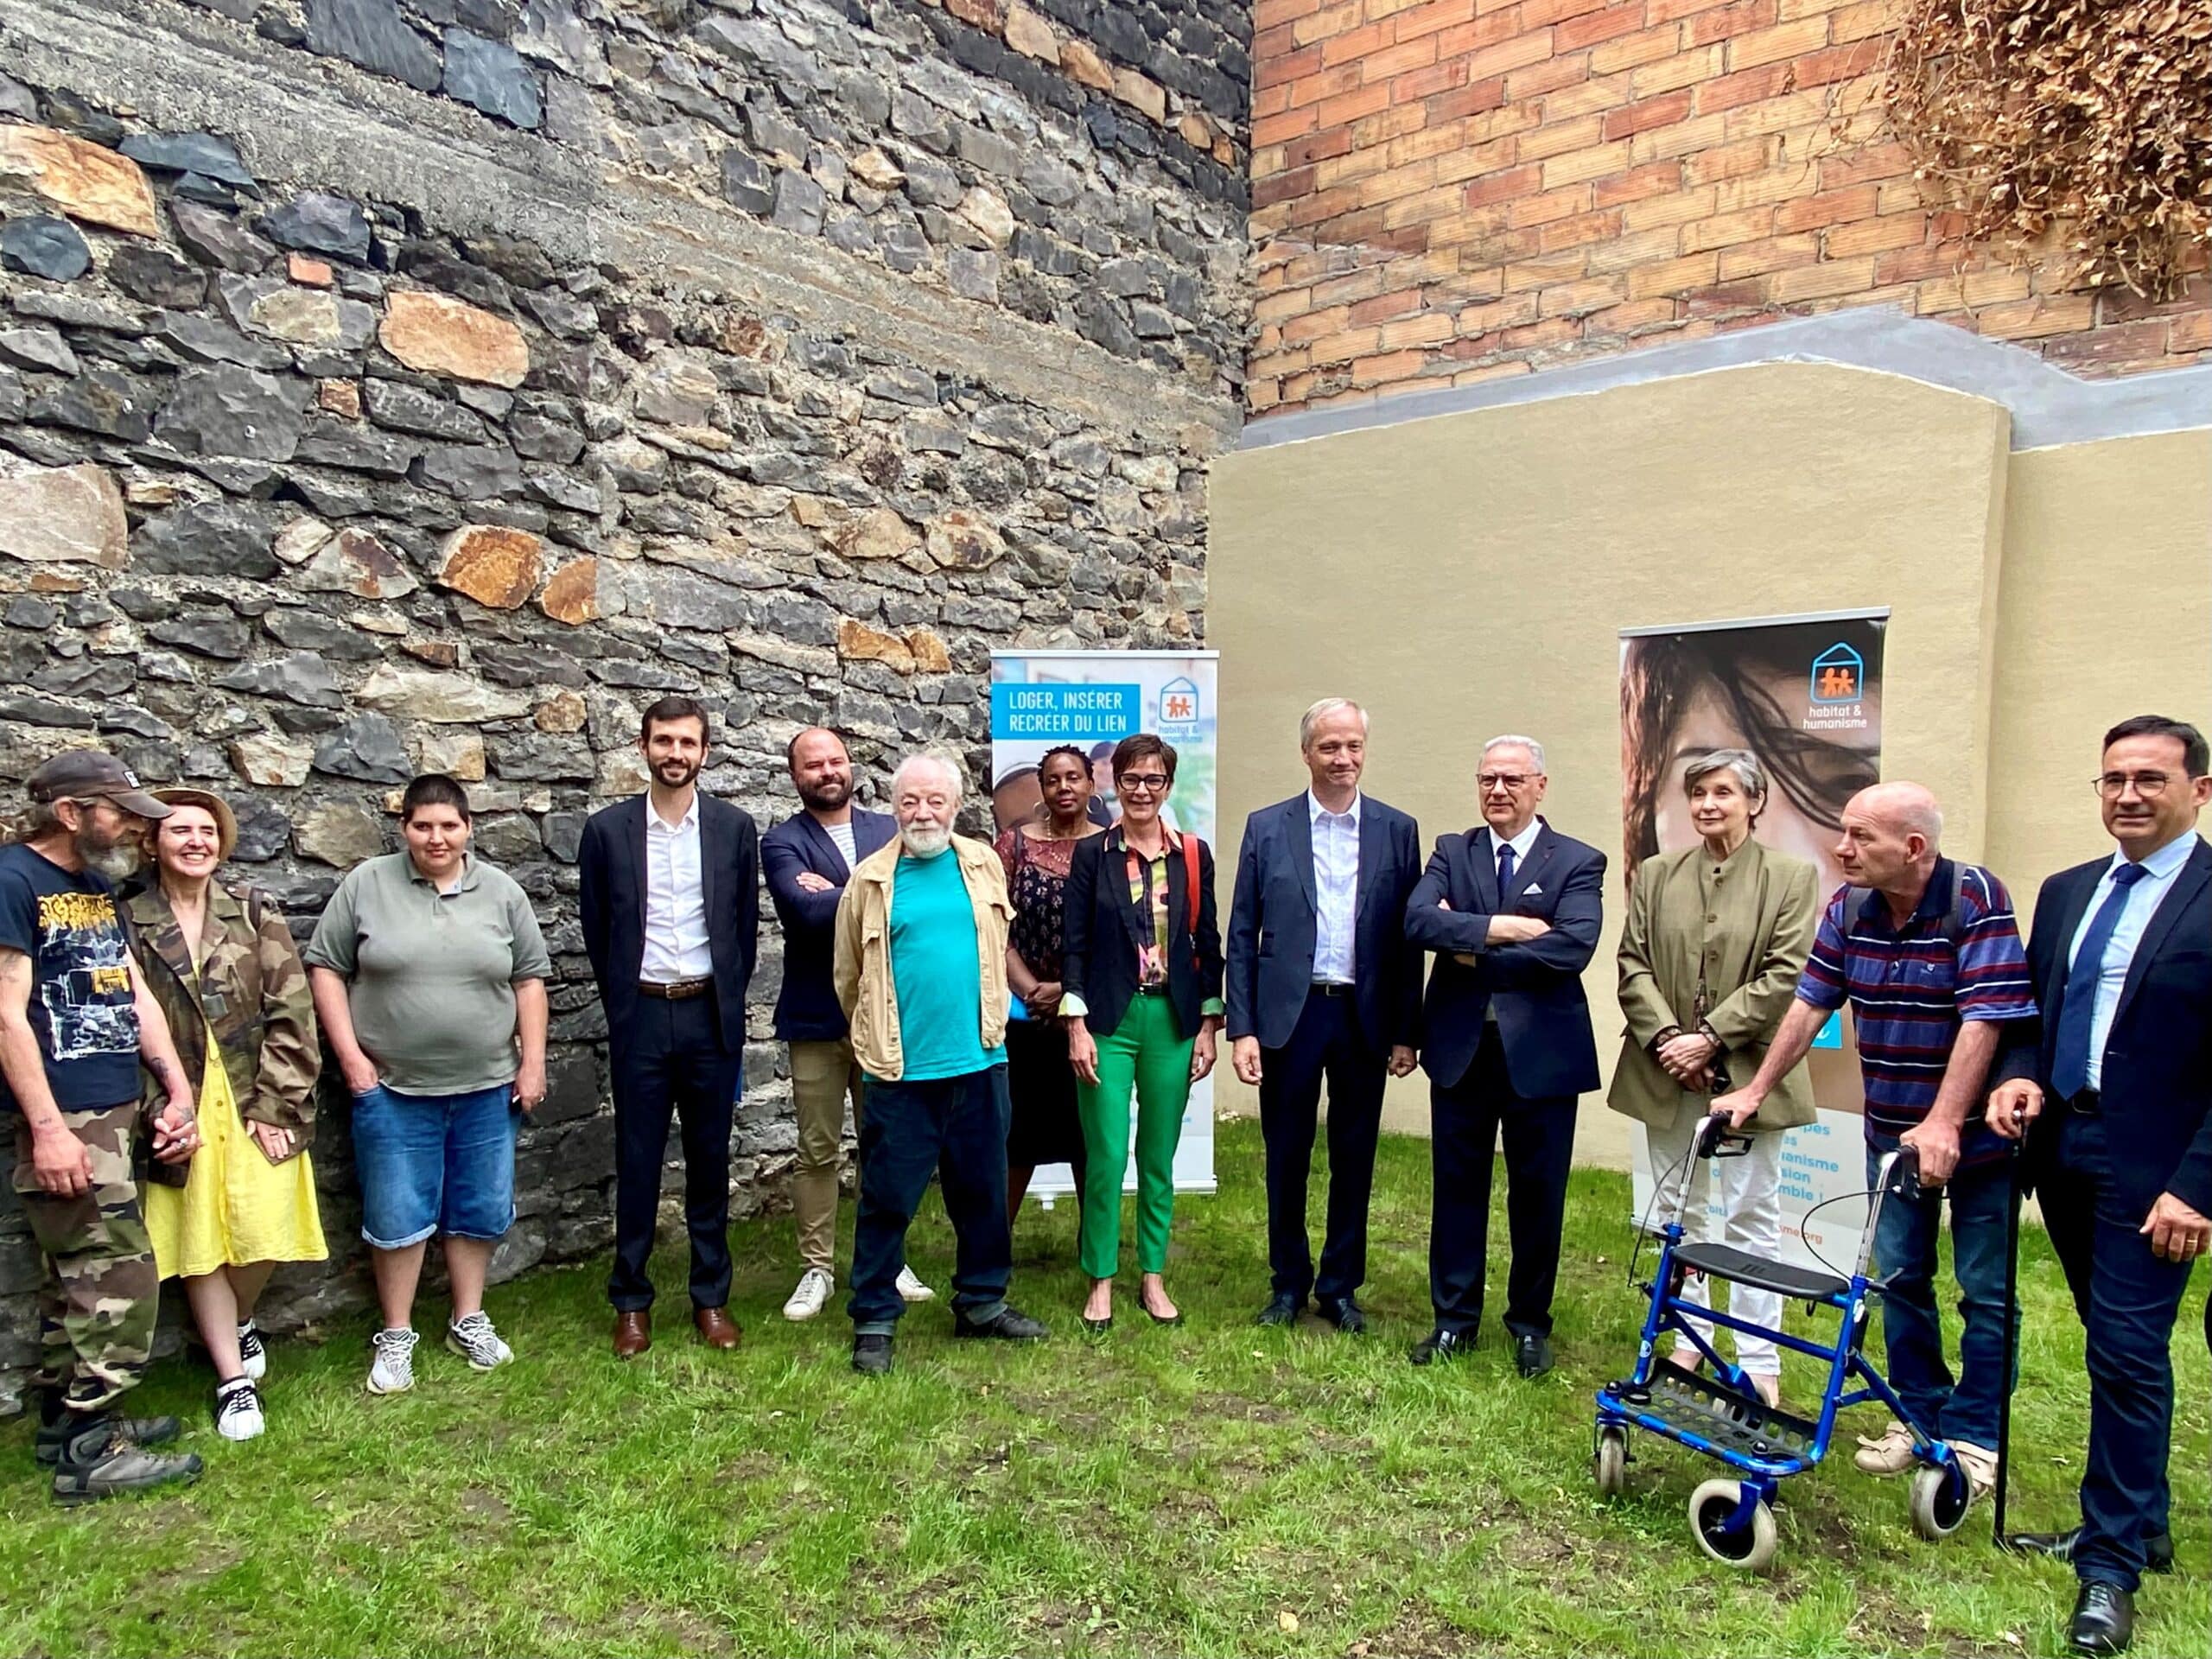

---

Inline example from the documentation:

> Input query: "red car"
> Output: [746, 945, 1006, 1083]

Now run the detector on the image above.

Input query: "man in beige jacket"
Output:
[833, 753, 1049, 1375]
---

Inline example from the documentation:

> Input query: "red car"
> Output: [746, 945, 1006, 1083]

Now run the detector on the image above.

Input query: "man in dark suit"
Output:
[1227, 698, 1422, 1333]
[1986, 714, 2211, 1656]
[760, 728, 916, 1325]
[578, 696, 760, 1357]
[1402, 735, 1605, 1377]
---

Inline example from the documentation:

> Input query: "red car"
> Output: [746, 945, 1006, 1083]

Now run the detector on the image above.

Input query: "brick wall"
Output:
[1247, 0, 2212, 414]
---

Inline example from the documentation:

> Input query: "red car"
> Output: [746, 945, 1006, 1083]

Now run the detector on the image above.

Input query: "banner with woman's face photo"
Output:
[1620, 611, 1888, 1268]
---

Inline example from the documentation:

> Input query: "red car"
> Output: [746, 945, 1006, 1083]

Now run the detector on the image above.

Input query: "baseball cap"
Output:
[24, 751, 174, 819]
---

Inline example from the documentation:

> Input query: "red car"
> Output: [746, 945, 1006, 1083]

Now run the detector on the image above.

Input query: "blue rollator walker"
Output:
[1592, 1111, 1977, 1571]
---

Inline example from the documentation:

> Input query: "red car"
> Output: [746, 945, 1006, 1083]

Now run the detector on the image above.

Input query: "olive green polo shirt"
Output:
[302, 852, 552, 1096]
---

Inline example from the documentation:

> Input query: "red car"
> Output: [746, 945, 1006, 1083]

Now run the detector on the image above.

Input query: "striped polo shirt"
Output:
[1795, 859, 2037, 1166]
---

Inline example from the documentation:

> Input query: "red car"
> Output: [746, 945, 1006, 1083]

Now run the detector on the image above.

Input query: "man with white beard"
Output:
[2, 751, 204, 1503]
[832, 752, 1048, 1374]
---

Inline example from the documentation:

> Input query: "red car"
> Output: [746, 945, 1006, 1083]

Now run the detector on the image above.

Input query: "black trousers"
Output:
[607, 993, 742, 1313]
[1259, 988, 1386, 1306]
[2040, 1111, 2195, 1592]
[848, 1065, 1013, 1332]
[1429, 1027, 1576, 1338]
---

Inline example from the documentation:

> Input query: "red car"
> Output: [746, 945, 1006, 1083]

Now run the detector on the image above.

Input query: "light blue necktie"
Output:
[2049, 862, 2147, 1101]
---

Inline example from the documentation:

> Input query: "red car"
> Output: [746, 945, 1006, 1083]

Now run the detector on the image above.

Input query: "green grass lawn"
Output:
[2, 1117, 2204, 1657]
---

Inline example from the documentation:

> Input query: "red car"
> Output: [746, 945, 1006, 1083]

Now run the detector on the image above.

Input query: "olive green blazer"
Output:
[1607, 839, 1821, 1134]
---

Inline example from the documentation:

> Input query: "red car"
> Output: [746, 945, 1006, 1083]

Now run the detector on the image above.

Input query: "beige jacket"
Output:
[832, 833, 1013, 1081]
[1608, 838, 1821, 1134]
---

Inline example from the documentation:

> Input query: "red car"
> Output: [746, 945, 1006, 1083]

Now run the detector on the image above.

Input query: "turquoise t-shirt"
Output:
[886, 852, 1002, 1083]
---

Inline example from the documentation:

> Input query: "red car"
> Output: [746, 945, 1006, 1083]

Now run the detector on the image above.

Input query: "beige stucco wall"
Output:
[1207, 361, 2207, 1168]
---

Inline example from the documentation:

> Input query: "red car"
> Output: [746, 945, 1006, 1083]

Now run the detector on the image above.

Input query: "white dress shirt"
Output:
[1307, 790, 1361, 984]
[824, 819, 857, 873]
[2065, 831, 2196, 1090]
[641, 793, 713, 983]
[1492, 817, 1542, 890]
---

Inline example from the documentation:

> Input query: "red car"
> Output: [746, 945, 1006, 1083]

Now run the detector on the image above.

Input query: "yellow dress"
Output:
[146, 1020, 327, 1280]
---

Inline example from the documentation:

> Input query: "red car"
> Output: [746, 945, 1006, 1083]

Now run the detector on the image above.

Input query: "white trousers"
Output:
[1643, 1116, 1785, 1376]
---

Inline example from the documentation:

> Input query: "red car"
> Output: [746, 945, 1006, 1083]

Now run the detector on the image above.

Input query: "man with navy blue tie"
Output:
[1227, 700, 1423, 1334]
[1403, 736, 1605, 1377]
[1988, 715, 2211, 1656]
[760, 728, 930, 1324]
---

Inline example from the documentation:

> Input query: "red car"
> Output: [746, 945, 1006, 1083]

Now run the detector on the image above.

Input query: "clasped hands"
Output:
[1984, 1078, 2209, 1262]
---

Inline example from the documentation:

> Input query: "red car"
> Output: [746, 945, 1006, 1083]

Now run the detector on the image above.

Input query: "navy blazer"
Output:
[577, 794, 761, 1056]
[760, 808, 896, 1042]
[1403, 821, 1605, 1096]
[1999, 837, 2212, 1217]
[1062, 828, 1224, 1043]
[1224, 792, 1423, 1053]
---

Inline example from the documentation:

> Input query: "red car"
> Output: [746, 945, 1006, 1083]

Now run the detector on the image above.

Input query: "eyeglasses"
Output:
[1117, 773, 1171, 793]
[2094, 772, 2178, 799]
[1478, 772, 1536, 792]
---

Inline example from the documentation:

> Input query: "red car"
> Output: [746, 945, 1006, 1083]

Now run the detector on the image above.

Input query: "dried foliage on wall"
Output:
[1884, 0, 2212, 298]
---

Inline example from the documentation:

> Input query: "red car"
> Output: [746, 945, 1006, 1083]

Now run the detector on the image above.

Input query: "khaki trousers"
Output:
[790, 1039, 864, 1273]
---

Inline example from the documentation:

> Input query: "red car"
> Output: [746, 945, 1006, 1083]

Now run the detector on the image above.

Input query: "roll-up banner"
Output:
[989, 650, 1221, 1198]
[1620, 609, 1889, 1271]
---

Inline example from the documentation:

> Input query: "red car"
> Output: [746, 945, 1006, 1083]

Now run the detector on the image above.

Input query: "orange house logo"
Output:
[1159, 676, 1201, 728]
[1810, 643, 1864, 704]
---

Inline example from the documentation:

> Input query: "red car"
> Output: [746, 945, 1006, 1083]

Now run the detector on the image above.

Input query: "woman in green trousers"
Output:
[1060, 734, 1224, 1331]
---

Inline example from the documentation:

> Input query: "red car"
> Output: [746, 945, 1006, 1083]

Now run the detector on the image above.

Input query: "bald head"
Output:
[1849, 782, 1943, 848]
[1835, 780, 1943, 904]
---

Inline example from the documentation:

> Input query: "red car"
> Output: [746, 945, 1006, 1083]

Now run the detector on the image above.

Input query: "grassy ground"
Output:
[1, 1117, 2204, 1658]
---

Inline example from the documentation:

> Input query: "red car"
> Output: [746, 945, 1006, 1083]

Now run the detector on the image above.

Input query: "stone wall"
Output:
[1246, 0, 2209, 416]
[0, 0, 1248, 1410]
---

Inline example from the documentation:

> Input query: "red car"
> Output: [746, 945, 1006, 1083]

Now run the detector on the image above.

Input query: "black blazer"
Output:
[760, 808, 896, 1042]
[1402, 821, 1605, 1096]
[577, 794, 760, 1056]
[1224, 792, 1423, 1053]
[1998, 836, 2212, 1217]
[1061, 828, 1224, 1043]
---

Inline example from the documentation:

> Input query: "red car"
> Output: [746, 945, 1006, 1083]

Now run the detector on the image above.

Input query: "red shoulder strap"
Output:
[1182, 832, 1200, 938]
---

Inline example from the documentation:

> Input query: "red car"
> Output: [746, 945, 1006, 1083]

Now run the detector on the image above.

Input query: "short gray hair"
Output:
[1682, 747, 1766, 803]
[1482, 734, 1546, 774]
[890, 751, 965, 801]
[1299, 697, 1369, 749]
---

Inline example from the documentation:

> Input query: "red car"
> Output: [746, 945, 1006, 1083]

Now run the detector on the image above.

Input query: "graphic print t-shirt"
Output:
[0, 842, 141, 1114]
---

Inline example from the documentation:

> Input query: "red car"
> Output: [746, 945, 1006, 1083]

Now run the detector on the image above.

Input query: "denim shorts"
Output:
[350, 1082, 518, 1249]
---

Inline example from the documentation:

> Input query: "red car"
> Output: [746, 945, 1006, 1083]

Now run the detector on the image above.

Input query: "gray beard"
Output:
[899, 823, 951, 859]
[79, 836, 138, 880]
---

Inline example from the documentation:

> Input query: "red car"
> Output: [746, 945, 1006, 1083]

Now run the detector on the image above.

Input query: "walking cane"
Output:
[1993, 1137, 2021, 1549]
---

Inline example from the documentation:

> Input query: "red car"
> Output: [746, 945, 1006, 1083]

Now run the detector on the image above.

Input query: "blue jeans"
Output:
[352, 1083, 518, 1249]
[1865, 1135, 2017, 1450]
[847, 1066, 1012, 1333]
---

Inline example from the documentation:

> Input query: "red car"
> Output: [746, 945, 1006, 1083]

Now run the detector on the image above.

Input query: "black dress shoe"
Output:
[1255, 1293, 1301, 1327]
[1513, 1331, 1554, 1378]
[2067, 1584, 2134, 1656]
[1318, 1298, 1366, 1335]
[2011, 1529, 2176, 1576]
[851, 1333, 894, 1376]
[1409, 1328, 1470, 1366]
[955, 1305, 1048, 1340]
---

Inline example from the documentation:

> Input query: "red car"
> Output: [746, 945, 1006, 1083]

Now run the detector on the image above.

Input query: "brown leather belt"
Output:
[639, 977, 712, 1001]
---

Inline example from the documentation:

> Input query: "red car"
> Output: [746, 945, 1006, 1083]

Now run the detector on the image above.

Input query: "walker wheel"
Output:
[1593, 1426, 1629, 1497]
[1688, 1477, 1778, 1572]
[1908, 1459, 1972, 1541]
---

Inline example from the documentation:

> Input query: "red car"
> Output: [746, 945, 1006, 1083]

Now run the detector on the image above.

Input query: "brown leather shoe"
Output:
[693, 1306, 741, 1350]
[612, 1309, 652, 1358]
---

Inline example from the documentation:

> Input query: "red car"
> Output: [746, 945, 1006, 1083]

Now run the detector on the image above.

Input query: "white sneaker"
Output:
[1952, 1440, 1999, 1499]
[236, 1320, 267, 1382]
[783, 1267, 835, 1322]
[1853, 1417, 1917, 1475]
[446, 1311, 513, 1371]
[214, 1378, 264, 1441]
[896, 1265, 935, 1304]
[366, 1326, 418, 1395]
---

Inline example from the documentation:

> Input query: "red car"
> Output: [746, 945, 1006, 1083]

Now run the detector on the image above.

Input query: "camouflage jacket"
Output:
[123, 880, 321, 1154]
